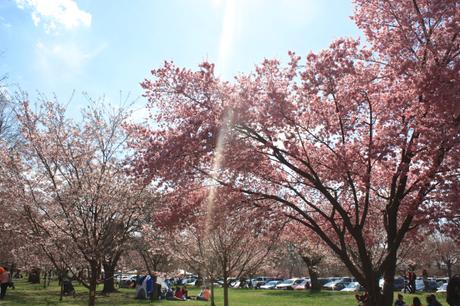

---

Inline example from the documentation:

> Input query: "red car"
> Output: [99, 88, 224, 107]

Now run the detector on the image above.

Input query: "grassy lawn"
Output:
[0, 279, 448, 306]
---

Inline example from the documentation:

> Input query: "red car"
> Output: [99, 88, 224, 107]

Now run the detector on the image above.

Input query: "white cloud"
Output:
[35, 41, 106, 78]
[15, 0, 91, 33]
[0, 17, 12, 29]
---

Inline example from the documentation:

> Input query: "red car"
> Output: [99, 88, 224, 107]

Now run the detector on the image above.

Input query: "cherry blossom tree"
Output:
[432, 236, 459, 278]
[130, 1, 460, 305]
[154, 186, 284, 306]
[280, 223, 344, 291]
[405, 232, 460, 278]
[0, 77, 23, 268]
[267, 241, 307, 279]
[12, 99, 151, 306]
[133, 231, 173, 275]
[0, 148, 23, 267]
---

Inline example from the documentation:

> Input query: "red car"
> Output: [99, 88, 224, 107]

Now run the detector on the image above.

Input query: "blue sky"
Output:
[1, 0, 360, 114]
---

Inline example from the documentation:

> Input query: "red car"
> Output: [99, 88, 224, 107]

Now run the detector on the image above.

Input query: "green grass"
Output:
[0, 279, 448, 306]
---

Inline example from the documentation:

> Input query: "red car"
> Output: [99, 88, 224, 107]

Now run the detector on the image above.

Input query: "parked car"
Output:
[251, 277, 270, 288]
[292, 279, 310, 290]
[260, 280, 281, 289]
[119, 274, 138, 288]
[275, 278, 304, 290]
[437, 282, 448, 293]
[379, 277, 406, 291]
[183, 278, 197, 286]
[323, 277, 352, 291]
[393, 277, 406, 291]
[231, 278, 252, 288]
[318, 278, 334, 286]
[436, 277, 449, 288]
[415, 279, 439, 292]
[340, 281, 363, 292]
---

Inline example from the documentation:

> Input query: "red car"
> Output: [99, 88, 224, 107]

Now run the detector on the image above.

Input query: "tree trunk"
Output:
[223, 272, 229, 306]
[102, 262, 116, 294]
[301, 255, 322, 292]
[365, 274, 382, 306]
[307, 265, 321, 292]
[102, 251, 122, 294]
[446, 260, 452, 279]
[88, 263, 98, 306]
[362, 268, 395, 306]
[210, 279, 216, 306]
[378, 249, 399, 306]
[59, 271, 64, 302]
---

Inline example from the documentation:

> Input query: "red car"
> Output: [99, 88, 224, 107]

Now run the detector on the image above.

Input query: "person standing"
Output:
[0, 267, 10, 299]
[423, 270, 429, 292]
[408, 269, 417, 294]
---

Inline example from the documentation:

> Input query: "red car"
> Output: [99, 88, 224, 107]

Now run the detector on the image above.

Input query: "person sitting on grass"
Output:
[426, 294, 442, 306]
[181, 286, 189, 299]
[165, 288, 175, 300]
[175, 287, 186, 301]
[355, 292, 368, 306]
[395, 294, 408, 306]
[197, 287, 211, 301]
[165, 287, 185, 301]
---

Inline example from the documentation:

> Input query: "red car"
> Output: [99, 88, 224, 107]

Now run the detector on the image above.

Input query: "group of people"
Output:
[165, 286, 189, 301]
[356, 292, 444, 306]
[395, 293, 443, 306]
[355, 274, 460, 306]
[404, 268, 436, 294]
[165, 286, 211, 301]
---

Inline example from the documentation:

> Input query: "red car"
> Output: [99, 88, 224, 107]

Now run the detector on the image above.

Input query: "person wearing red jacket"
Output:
[0, 267, 10, 299]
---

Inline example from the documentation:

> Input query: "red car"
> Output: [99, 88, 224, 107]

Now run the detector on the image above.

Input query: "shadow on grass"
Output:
[7, 285, 84, 306]
[4, 280, 147, 306]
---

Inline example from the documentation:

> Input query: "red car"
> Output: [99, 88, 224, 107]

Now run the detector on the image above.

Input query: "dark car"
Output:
[393, 277, 406, 291]
[318, 278, 334, 286]
[379, 277, 406, 291]
[415, 279, 439, 292]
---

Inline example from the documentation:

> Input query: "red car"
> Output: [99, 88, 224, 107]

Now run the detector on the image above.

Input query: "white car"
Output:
[323, 278, 352, 291]
[341, 281, 363, 292]
[231, 280, 241, 288]
[275, 278, 303, 290]
[437, 283, 448, 293]
[183, 278, 197, 286]
[260, 280, 281, 289]
[292, 279, 309, 290]
[251, 277, 270, 288]
[119, 274, 138, 288]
